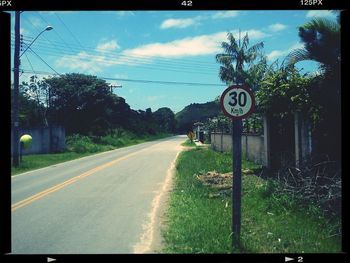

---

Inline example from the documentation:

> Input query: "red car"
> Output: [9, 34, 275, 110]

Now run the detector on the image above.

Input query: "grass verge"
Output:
[162, 147, 341, 253]
[11, 132, 173, 176]
[181, 139, 196, 147]
[11, 152, 92, 176]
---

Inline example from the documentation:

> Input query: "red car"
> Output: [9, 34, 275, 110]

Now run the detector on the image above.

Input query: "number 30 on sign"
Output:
[220, 85, 255, 120]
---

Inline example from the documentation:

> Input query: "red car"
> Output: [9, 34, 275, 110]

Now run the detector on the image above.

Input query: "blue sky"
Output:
[10, 10, 338, 113]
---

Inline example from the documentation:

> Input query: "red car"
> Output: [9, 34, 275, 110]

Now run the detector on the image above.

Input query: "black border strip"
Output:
[340, 10, 348, 255]
[3, 253, 350, 263]
[0, 11, 12, 256]
[1, 0, 349, 262]
[0, 0, 347, 11]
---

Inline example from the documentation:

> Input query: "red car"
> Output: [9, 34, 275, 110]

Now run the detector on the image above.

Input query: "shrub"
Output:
[66, 134, 102, 153]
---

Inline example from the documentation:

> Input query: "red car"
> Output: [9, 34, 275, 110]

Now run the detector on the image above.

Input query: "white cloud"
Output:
[56, 51, 107, 73]
[116, 11, 135, 17]
[160, 11, 239, 30]
[56, 40, 125, 73]
[267, 42, 304, 61]
[267, 50, 285, 61]
[56, 29, 269, 72]
[28, 16, 45, 29]
[212, 11, 239, 19]
[123, 29, 266, 59]
[20, 27, 29, 35]
[122, 32, 227, 58]
[147, 95, 165, 102]
[160, 18, 199, 29]
[306, 10, 334, 18]
[233, 29, 269, 40]
[96, 40, 120, 52]
[268, 23, 287, 32]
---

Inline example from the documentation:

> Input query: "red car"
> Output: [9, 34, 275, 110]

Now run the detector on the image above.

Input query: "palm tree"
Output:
[216, 31, 264, 86]
[216, 31, 264, 249]
[286, 16, 340, 75]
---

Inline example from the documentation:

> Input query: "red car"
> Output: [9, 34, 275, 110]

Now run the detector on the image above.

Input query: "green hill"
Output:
[175, 100, 220, 133]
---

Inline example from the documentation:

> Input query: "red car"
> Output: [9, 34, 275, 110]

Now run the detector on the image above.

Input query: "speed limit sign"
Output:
[220, 84, 255, 119]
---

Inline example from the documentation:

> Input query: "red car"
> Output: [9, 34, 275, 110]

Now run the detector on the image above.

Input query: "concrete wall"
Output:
[11, 126, 66, 155]
[211, 132, 266, 166]
[211, 113, 314, 169]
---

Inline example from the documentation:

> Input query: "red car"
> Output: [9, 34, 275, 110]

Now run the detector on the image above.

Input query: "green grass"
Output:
[11, 152, 92, 176]
[11, 132, 173, 176]
[162, 147, 341, 253]
[181, 139, 196, 147]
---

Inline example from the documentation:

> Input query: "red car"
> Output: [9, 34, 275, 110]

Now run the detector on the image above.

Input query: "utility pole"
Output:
[109, 84, 122, 93]
[12, 13, 53, 166]
[12, 11, 20, 167]
[232, 118, 242, 248]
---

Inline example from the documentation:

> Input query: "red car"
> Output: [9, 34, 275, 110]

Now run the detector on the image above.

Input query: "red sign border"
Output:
[220, 84, 255, 120]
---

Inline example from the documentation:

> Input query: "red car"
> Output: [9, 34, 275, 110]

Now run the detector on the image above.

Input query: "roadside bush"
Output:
[65, 130, 171, 154]
[99, 129, 137, 147]
[66, 134, 103, 153]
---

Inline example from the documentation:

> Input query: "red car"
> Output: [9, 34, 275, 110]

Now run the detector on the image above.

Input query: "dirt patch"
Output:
[196, 171, 232, 189]
[195, 169, 256, 198]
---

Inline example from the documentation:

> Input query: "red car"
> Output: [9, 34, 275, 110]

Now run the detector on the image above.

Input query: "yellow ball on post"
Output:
[20, 134, 32, 149]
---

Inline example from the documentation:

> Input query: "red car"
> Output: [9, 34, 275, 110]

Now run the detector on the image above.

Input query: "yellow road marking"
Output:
[12, 146, 150, 211]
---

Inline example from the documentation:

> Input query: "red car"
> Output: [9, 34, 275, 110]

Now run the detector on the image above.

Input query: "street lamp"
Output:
[12, 11, 53, 167]
[19, 26, 53, 58]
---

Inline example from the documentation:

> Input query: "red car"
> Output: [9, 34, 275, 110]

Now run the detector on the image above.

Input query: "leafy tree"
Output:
[245, 55, 268, 91]
[42, 73, 131, 136]
[153, 107, 176, 133]
[256, 64, 313, 117]
[21, 75, 52, 127]
[175, 101, 220, 133]
[205, 114, 231, 134]
[17, 73, 179, 137]
[47, 74, 108, 134]
[216, 31, 264, 85]
[11, 86, 44, 128]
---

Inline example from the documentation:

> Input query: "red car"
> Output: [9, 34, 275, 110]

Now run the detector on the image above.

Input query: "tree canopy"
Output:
[19, 73, 176, 136]
[216, 31, 264, 85]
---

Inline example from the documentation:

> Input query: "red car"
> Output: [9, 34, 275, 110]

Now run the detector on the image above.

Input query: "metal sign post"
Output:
[220, 84, 255, 249]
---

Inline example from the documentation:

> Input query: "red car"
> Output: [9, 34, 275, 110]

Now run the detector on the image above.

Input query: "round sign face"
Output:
[220, 85, 255, 119]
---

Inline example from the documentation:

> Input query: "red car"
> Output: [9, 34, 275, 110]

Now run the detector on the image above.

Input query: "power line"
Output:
[54, 13, 85, 48]
[36, 12, 100, 76]
[21, 16, 63, 54]
[22, 43, 61, 75]
[13, 43, 219, 78]
[23, 52, 36, 75]
[15, 41, 220, 75]
[13, 42, 217, 75]
[15, 14, 224, 85]
[16, 37, 218, 72]
[100, 76, 226, 87]
[19, 69, 226, 87]
[36, 12, 74, 53]
[19, 42, 224, 86]
[13, 33, 219, 70]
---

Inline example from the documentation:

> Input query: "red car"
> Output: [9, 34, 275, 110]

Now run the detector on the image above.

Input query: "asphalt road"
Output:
[11, 135, 186, 254]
